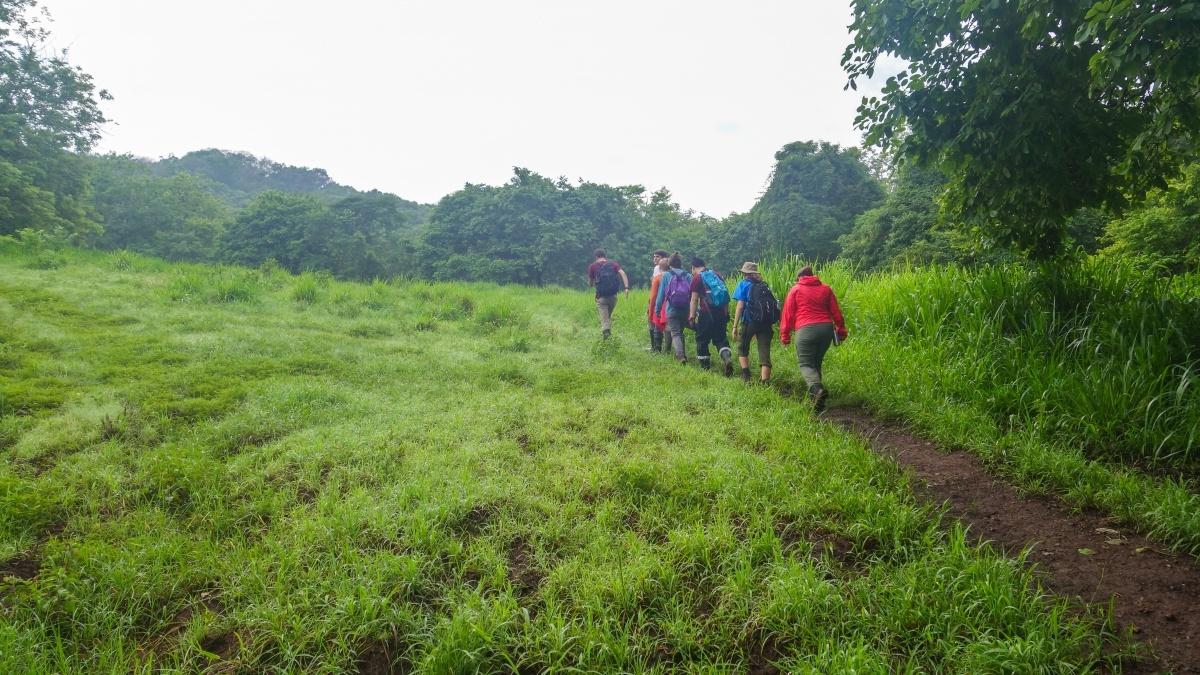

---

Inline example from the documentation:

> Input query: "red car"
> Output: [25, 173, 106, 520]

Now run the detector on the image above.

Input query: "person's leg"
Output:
[695, 312, 713, 370]
[756, 324, 774, 383]
[668, 312, 687, 362]
[648, 317, 662, 351]
[794, 323, 834, 388]
[596, 295, 616, 337]
[794, 323, 834, 410]
[738, 323, 753, 382]
[712, 311, 732, 376]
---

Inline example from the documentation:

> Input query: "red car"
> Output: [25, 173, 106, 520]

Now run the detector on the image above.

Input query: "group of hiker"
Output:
[588, 249, 848, 411]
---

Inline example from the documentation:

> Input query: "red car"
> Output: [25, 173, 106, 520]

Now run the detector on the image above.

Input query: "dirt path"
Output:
[822, 406, 1200, 674]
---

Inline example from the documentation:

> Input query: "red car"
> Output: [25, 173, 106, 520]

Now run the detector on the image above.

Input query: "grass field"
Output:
[0, 245, 1128, 672]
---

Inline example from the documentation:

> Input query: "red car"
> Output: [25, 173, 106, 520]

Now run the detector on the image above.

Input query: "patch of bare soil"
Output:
[822, 406, 1200, 674]
[0, 554, 40, 581]
[506, 535, 544, 600]
[356, 632, 416, 675]
[144, 593, 226, 657]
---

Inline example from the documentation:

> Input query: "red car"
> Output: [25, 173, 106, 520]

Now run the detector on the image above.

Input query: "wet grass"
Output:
[0, 244, 1127, 672]
[761, 256, 1200, 556]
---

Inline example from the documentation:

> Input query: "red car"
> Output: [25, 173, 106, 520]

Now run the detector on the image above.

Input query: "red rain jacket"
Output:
[779, 276, 847, 344]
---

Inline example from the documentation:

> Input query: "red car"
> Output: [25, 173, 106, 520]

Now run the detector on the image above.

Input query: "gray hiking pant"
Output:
[794, 322, 835, 388]
[666, 309, 688, 361]
[596, 295, 617, 332]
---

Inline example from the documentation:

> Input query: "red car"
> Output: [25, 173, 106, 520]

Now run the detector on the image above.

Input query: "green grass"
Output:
[760, 256, 1200, 556]
[0, 244, 1128, 672]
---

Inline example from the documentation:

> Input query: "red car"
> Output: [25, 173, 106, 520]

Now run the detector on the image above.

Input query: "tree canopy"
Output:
[0, 0, 108, 241]
[740, 141, 884, 262]
[843, 0, 1200, 257]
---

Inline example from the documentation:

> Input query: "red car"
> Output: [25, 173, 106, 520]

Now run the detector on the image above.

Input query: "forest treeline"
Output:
[10, 144, 1200, 286]
[3, 0, 1198, 284]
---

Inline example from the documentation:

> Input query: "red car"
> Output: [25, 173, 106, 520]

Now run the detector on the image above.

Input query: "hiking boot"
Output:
[741, 367, 752, 383]
[724, 361, 733, 377]
[602, 329, 611, 340]
[698, 357, 711, 371]
[808, 383, 827, 413]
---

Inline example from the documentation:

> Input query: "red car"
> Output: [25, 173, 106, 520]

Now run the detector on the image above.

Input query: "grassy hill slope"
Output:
[0, 246, 1120, 672]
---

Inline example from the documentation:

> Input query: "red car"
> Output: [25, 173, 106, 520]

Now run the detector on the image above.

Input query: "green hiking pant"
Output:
[793, 322, 834, 388]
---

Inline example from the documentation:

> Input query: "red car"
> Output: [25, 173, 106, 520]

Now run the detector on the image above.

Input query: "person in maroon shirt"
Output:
[587, 248, 630, 339]
[779, 265, 848, 411]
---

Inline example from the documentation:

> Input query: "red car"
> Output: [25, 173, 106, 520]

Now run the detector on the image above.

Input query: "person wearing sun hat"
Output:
[731, 261, 780, 384]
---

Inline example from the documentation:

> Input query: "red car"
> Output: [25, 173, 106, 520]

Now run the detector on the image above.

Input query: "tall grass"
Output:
[760, 255, 1200, 552]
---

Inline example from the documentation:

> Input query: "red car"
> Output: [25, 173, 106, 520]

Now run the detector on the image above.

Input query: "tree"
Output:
[321, 191, 412, 279]
[839, 164, 951, 270]
[220, 191, 331, 271]
[90, 155, 232, 261]
[0, 0, 109, 240]
[740, 141, 884, 261]
[1101, 164, 1200, 274]
[423, 168, 650, 287]
[843, 0, 1200, 258]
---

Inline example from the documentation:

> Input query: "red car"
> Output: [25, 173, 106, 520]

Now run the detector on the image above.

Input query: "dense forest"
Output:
[13, 140, 1200, 285]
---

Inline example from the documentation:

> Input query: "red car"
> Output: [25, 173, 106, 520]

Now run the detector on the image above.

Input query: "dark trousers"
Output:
[695, 310, 730, 363]
[794, 322, 835, 387]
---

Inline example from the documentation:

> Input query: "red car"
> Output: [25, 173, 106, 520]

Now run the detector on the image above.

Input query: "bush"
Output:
[291, 271, 324, 305]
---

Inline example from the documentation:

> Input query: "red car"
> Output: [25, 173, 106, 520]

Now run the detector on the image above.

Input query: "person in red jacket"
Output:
[779, 266, 848, 412]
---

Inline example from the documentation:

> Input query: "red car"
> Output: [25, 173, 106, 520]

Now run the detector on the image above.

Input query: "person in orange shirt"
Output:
[779, 266, 848, 412]
[646, 255, 670, 352]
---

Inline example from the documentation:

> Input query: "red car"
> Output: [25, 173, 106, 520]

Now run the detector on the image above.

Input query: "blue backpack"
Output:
[700, 270, 730, 308]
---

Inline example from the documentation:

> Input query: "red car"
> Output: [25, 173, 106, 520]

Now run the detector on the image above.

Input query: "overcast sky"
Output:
[40, 1, 871, 216]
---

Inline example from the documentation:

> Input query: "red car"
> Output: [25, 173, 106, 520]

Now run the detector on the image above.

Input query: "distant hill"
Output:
[142, 149, 433, 223]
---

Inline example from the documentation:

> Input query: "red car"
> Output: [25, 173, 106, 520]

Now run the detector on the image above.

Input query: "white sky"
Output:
[40, 0, 872, 216]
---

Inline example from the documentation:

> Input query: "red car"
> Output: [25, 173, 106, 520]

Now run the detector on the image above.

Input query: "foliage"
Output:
[219, 191, 331, 272]
[843, 0, 1200, 258]
[0, 0, 107, 241]
[320, 191, 416, 279]
[736, 141, 884, 263]
[1101, 164, 1200, 274]
[424, 168, 653, 286]
[838, 163, 952, 270]
[147, 149, 432, 223]
[89, 155, 232, 262]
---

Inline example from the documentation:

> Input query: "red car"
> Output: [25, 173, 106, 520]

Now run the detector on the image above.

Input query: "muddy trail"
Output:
[820, 406, 1199, 674]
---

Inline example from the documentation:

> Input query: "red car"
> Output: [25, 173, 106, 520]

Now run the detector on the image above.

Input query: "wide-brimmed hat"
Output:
[740, 261, 759, 275]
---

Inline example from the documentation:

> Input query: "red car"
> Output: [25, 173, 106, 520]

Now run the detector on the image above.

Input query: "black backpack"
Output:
[595, 261, 620, 296]
[746, 280, 781, 324]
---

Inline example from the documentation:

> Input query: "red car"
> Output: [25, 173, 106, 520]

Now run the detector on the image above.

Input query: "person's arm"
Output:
[587, 264, 596, 288]
[732, 299, 745, 337]
[689, 290, 700, 324]
[619, 269, 630, 297]
[829, 290, 847, 340]
[654, 273, 667, 315]
[779, 286, 797, 344]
